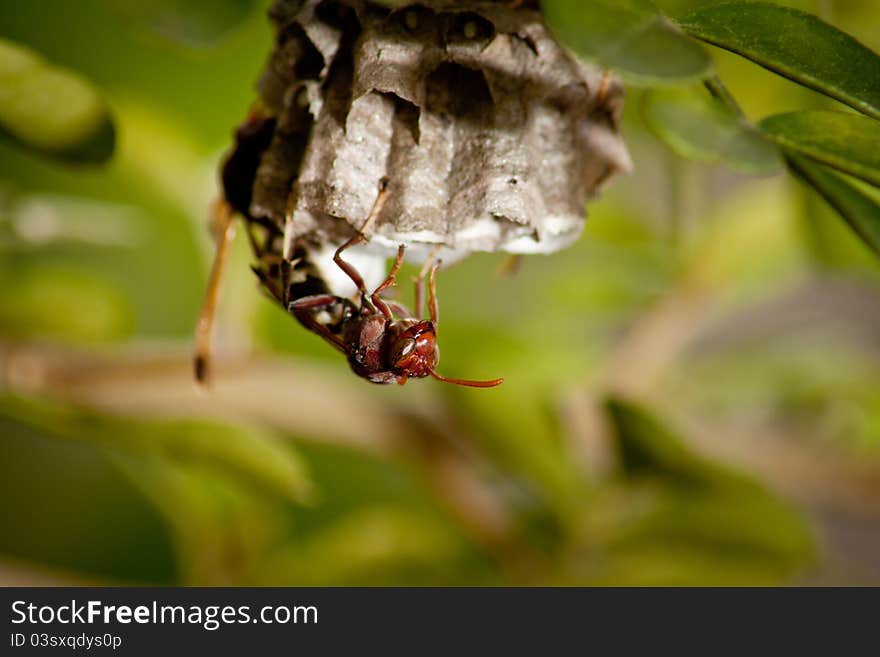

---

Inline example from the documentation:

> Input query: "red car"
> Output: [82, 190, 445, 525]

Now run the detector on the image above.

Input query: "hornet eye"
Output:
[392, 338, 416, 365]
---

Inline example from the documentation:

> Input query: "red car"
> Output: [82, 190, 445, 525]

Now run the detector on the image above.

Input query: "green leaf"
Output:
[678, 2, 880, 120]
[0, 414, 176, 583]
[760, 111, 880, 188]
[256, 508, 468, 586]
[594, 397, 816, 584]
[101, 0, 257, 48]
[446, 380, 586, 527]
[587, 487, 816, 585]
[0, 38, 115, 163]
[642, 85, 782, 174]
[0, 396, 315, 506]
[787, 155, 880, 256]
[543, 0, 712, 86]
[0, 265, 133, 343]
[604, 397, 756, 490]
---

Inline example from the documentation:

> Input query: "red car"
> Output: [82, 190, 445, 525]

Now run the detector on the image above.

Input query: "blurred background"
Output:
[1, 0, 879, 586]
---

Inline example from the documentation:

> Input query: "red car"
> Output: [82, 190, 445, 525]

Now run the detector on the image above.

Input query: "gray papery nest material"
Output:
[249, 0, 631, 291]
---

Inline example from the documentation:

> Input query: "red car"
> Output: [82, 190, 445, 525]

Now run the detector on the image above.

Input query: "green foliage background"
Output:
[1, 0, 879, 585]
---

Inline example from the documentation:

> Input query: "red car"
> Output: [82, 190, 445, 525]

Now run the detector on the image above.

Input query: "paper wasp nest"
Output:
[250, 0, 631, 269]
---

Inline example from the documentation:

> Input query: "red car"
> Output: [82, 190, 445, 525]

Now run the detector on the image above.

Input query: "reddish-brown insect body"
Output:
[195, 140, 502, 389]
[288, 184, 503, 388]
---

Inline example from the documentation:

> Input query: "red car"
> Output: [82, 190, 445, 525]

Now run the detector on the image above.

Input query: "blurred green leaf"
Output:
[150, 418, 316, 506]
[592, 398, 816, 584]
[257, 507, 472, 586]
[667, 334, 880, 454]
[0, 38, 115, 163]
[0, 264, 133, 342]
[113, 452, 293, 585]
[0, 394, 318, 584]
[543, 0, 712, 86]
[760, 111, 880, 188]
[0, 414, 176, 583]
[653, 0, 730, 19]
[642, 85, 782, 174]
[0, 396, 314, 506]
[446, 381, 586, 529]
[101, 0, 258, 48]
[585, 486, 816, 585]
[291, 441, 451, 535]
[787, 155, 880, 257]
[605, 397, 757, 490]
[678, 2, 880, 120]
